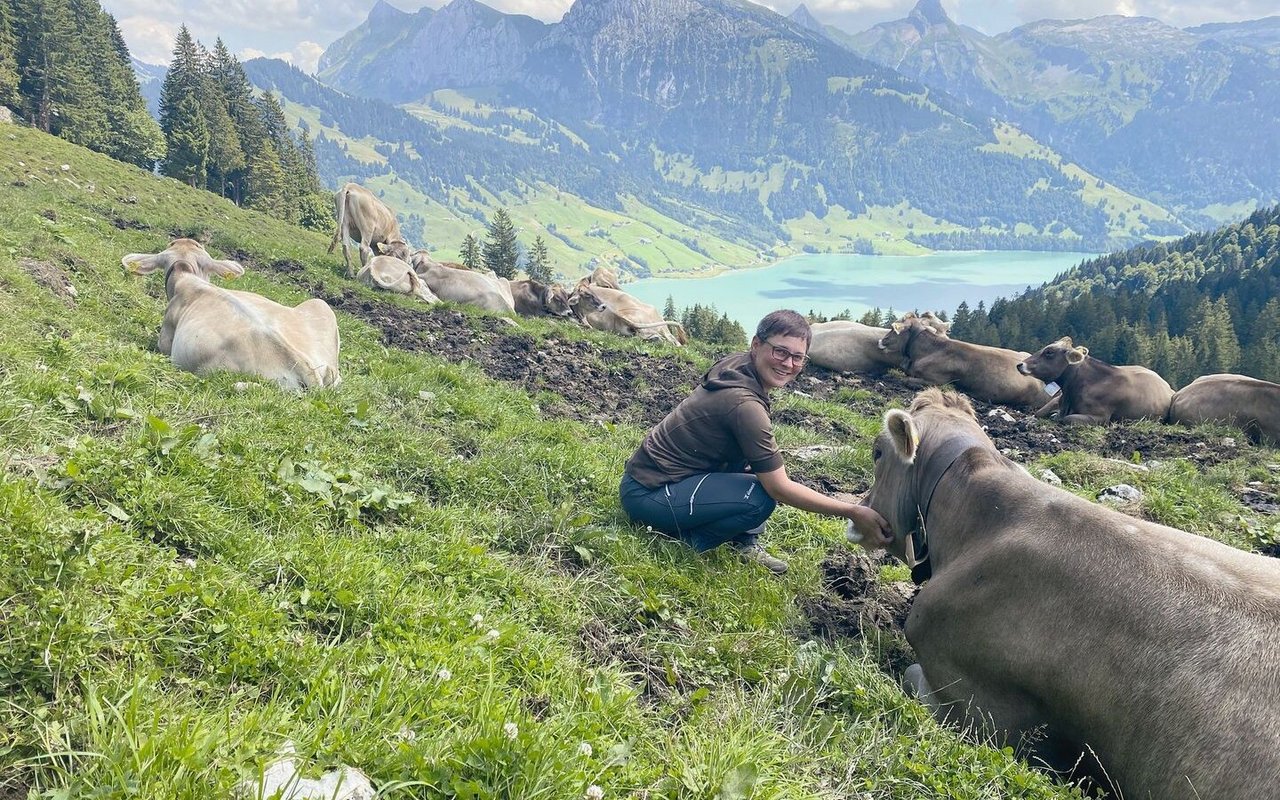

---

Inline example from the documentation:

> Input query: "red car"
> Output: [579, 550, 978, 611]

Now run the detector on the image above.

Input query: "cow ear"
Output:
[122, 252, 164, 275]
[1066, 346, 1087, 364]
[207, 259, 245, 279]
[884, 409, 918, 463]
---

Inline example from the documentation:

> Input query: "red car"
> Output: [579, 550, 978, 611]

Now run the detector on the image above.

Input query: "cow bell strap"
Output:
[909, 434, 983, 585]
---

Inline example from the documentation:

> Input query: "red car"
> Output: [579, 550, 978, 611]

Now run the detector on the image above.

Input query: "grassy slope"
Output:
[0, 125, 1273, 798]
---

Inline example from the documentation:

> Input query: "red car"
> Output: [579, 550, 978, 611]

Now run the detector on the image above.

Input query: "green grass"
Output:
[0, 124, 1275, 798]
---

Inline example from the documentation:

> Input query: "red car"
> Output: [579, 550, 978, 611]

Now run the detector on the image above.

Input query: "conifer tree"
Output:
[1190, 297, 1241, 374]
[526, 235, 551, 283]
[164, 92, 209, 186]
[245, 140, 290, 218]
[99, 18, 162, 167]
[482, 208, 520, 279]
[460, 234, 481, 269]
[12, 0, 84, 131]
[1242, 297, 1280, 382]
[208, 39, 265, 205]
[663, 295, 676, 320]
[0, 0, 22, 110]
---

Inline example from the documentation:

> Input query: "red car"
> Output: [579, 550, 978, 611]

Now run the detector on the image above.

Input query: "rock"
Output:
[233, 741, 374, 800]
[986, 409, 1015, 423]
[790, 444, 837, 461]
[1268, 464, 1280, 473]
[0, 106, 12, 124]
[1039, 469, 1062, 486]
[1222, 437, 1237, 447]
[1099, 484, 1142, 505]
[1102, 458, 1149, 473]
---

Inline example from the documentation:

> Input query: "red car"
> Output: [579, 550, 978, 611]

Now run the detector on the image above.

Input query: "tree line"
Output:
[946, 204, 1280, 385]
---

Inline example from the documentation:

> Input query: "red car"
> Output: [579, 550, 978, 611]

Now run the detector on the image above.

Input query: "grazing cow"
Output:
[1017, 337, 1173, 424]
[809, 312, 950, 374]
[877, 315, 1047, 409]
[327, 182, 410, 275]
[409, 251, 514, 313]
[568, 282, 686, 345]
[356, 255, 438, 303]
[857, 388, 1280, 800]
[123, 239, 340, 390]
[1169, 373, 1280, 445]
[509, 278, 573, 318]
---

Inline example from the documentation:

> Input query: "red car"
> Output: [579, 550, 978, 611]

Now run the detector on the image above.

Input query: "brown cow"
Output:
[585, 264, 620, 289]
[877, 315, 1048, 409]
[409, 251, 514, 313]
[857, 387, 1280, 800]
[568, 282, 686, 345]
[356, 255, 437, 303]
[327, 182, 410, 276]
[124, 239, 340, 390]
[1169, 373, 1280, 445]
[809, 312, 950, 374]
[509, 278, 573, 318]
[1017, 337, 1173, 424]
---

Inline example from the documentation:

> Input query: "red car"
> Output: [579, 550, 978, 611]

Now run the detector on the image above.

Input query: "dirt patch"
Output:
[1241, 484, 1280, 515]
[19, 257, 77, 305]
[798, 549, 917, 677]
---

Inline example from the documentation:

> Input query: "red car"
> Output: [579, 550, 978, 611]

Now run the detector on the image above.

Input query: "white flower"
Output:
[436, 667, 452, 681]
[470, 613, 484, 627]
[577, 742, 592, 757]
[585, 785, 604, 800]
[485, 628, 500, 640]
[503, 722, 518, 740]
[397, 725, 417, 743]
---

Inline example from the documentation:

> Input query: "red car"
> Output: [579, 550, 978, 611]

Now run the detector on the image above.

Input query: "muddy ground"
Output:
[261, 266, 1276, 681]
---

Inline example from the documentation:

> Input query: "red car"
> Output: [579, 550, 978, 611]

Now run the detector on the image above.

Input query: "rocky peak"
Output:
[788, 4, 825, 35]
[366, 0, 408, 25]
[907, 0, 952, 31]
[435, 0, 504, 26]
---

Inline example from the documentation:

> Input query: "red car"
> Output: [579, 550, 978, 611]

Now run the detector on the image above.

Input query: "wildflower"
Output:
[485, 628, 500, 641]
[436, 667, 452, 681]
[577, 742, 593, 757]
[585, 785, 604, 800]
[503, 722, 518, 740]
[470, 613, 484, 627]
[397, 726, 417, 743]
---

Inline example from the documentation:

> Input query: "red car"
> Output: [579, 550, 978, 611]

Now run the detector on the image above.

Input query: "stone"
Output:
[1099, 484, 1142, 505]
[233, 741, 374, 800]
[1039, 469, 1062, 486]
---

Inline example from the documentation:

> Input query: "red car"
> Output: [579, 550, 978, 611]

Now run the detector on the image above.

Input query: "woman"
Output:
[619, 309, 893, 574]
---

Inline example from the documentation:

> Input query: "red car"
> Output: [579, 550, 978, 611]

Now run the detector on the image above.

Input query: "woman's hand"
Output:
[845, 505, 893, 549]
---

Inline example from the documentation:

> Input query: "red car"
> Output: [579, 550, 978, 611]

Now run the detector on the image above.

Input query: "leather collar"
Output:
[907, 434, 982, 584]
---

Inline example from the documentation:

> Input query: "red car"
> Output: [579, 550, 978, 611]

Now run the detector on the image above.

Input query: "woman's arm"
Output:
[754, 465, 893, 547]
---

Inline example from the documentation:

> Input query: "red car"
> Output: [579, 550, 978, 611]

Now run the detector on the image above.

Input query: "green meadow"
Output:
[0, 124, 1274, 799]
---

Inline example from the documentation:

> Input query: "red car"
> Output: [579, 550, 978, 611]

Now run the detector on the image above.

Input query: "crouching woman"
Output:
[619, 309, 892, 574]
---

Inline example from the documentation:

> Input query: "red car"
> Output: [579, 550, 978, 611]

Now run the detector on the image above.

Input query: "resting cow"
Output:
[509, 278, 573, 319]
[1169, 373, 1280, 445]
[1017, 337, 1173, 424]
[124, 239, 341, 390]
[809, 312, 949, 374]
[857, 388, 1280, 800]
[357, 255, 438, 303]
[410, 251, 514, 313]
[327, 182, 410, 276]
[585, 264, 620, 289]
[569, 282, 686, 345]
[877, 315, 1046, 409]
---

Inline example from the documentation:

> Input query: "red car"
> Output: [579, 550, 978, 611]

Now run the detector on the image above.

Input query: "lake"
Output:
[626, 251, 1095, 331]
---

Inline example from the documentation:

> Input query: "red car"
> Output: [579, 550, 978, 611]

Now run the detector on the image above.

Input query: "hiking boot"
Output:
[733, 543, 788, 574]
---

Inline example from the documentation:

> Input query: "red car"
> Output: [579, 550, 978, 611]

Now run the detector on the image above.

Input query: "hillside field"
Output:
[1, 124, 1276, 798]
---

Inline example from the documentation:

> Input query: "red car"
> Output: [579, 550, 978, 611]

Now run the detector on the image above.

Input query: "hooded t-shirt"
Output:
[624, 352, 784, 488]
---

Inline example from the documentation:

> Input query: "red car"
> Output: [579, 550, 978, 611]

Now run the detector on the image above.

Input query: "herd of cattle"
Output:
[114, 183, 1280, 799]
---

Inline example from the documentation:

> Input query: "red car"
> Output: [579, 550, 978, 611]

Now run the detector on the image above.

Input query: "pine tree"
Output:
[0, 0, 21, 109]
[244, 140, 289, 218]
[1242, 297, 1280, 382]
[526, 235, 551, 283]
[12, 0, 85, 132]
[164, 92, 209, 186]
[460, 234, 481, 269]
[1190, 297, 1241, 375]
[208, 39, 265, 205]
[482, 208, 520, 279]
[663, 295, 677, 320]
[99, 17, 162, 167]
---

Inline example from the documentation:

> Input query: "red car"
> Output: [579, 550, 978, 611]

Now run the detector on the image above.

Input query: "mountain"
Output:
[130, 58, 166, 118]
[296, 0, 1184, 275]
[838, 1, 1280, 225]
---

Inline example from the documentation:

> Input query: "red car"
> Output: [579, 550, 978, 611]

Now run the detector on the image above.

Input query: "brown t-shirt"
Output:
[625, 352, 784, 488]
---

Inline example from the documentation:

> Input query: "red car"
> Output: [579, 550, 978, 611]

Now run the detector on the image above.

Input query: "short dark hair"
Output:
[755, 309, 811, 347]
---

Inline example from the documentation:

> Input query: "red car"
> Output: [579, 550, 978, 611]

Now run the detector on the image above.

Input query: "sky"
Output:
[103, 0, 1279, 72]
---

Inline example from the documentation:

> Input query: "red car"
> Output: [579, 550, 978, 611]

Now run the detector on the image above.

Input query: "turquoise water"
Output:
[626, 251, 1095, 331]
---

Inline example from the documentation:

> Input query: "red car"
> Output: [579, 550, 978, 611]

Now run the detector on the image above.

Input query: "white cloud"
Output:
[117, 15, 179, 65]
[238, 40, 326, 73]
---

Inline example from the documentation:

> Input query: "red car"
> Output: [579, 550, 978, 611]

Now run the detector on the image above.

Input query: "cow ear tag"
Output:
[1044, 381, 1060, 395]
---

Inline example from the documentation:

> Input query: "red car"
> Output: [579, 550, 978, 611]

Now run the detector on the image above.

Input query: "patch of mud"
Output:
[798, 549, 917, 677]
[19, 257, 77, 305]
[578, 619, 695, 705]
[1241, 484, 1280, 515]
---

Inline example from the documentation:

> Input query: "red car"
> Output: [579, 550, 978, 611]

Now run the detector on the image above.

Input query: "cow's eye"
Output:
[873, 447, 882, 461]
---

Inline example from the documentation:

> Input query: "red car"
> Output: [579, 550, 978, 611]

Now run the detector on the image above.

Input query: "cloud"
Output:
[117, 15, 179, 65]
[239, 41, 327, 73]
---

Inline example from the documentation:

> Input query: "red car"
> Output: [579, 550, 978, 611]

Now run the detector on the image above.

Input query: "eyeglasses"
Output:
[763, 339, 809, 367]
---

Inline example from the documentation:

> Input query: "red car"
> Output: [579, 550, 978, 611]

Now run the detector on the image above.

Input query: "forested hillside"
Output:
[949, 205, 1280, 386]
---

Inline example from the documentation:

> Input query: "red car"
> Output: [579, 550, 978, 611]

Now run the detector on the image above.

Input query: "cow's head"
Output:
[123, 238, 244, 293]
[861, 389, 980, 565]
[1018, 337, 1087, 381]
[409, 249, 439, 275]
[376, 239, 411, 261]
[544, 283, 574, 317]
[877, 316, 928, 359]
[568, 282, 607, 324]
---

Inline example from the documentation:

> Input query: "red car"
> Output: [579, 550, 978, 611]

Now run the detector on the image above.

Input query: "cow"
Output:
[1017, 337, 1173, 425]
[568, 282, 686, 345]
[855, 387, 1280, 800]
[123, 239, 341, 390]
[1169, 373, 1280, 445]
[509, 278, 573, 319]
[356, 255, 438, 303]
[327, 182, 410, 276]
[876, 315, 1047, 410]
[409, 251, 514, 313]
[809, 312, 950, 374]
[586, 264, 621, 289]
